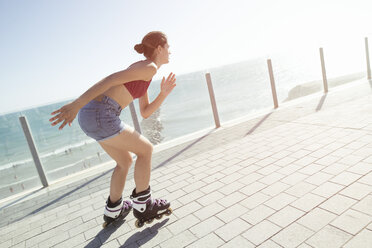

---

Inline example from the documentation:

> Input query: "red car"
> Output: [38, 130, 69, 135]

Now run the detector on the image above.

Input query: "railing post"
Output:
[267, 59, 279, 109]
[205, 73, 221, 128]
[129, 102, 142, 134]
[19, 116, 48, 187]
[319, 47, 329, 93]
[365, 37, 371, 80]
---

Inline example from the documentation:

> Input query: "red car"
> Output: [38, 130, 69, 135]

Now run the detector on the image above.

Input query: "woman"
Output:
[49, 31, 176, 228]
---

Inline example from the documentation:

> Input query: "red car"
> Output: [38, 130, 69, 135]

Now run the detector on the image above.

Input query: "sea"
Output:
[0, 47, 366, 199]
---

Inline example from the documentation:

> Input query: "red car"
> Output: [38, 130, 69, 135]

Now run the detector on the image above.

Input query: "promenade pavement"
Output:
[0, 79, 371, 248]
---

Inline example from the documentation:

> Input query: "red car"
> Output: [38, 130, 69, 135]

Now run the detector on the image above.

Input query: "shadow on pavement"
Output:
[121, 219, 169, 248]
[316, 93, 328, 112]
[245, 113, 272, 136]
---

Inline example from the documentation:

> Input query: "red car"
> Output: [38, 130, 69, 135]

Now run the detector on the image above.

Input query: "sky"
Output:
[0, 0, 371, 114]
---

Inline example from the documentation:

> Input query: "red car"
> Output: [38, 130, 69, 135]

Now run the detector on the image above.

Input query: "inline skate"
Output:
[102, 196, 133, 228]
[130, 186, 172, 228]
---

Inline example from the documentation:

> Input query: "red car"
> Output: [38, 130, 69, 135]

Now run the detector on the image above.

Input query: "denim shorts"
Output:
[78, 95, 126, 141]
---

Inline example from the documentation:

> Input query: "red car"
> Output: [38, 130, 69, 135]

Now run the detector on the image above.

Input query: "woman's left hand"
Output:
[160, 73, 176, 97]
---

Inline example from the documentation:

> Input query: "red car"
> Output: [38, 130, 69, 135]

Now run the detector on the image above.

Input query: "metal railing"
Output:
[16, 37, 372, 189]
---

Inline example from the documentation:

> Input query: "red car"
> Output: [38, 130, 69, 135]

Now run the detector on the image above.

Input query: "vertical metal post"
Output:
[129, 102, 142, 134]
[365, 37, 371, 80]
[267, 59, 279, 109]
[19, 116, 48, 187]
[205, 73, 221, 128]
[319, 48, 329, 93]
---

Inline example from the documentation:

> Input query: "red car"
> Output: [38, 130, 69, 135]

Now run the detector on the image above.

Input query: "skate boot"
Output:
[130, 186, 172, 228]
[102, 196, 133, 228]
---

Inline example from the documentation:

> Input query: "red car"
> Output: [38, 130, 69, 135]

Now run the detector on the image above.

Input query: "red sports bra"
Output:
[124, 79, 152, 99]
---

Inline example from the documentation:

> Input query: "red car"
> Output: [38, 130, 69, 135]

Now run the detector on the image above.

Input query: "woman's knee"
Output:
[117, 153, 133, 169]
[137, 142, 153, 158]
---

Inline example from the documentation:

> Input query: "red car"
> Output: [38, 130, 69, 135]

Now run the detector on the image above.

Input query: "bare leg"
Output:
[99, 126, 154, 197]
[109, 165, 130, 203]
[98, 142, 133, 203]
[134, 154, 152, 194]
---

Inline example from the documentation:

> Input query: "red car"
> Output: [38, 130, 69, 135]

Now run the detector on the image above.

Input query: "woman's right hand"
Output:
[49, 101, 81, 130]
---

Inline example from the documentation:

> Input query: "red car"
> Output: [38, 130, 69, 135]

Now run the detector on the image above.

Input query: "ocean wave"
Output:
[0, 138, 96, 172]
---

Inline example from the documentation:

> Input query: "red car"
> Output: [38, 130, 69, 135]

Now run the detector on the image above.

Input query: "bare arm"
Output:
[139, 73, 176, 119]
[50, 64, 157, 130]
[74, 64, 157, 109]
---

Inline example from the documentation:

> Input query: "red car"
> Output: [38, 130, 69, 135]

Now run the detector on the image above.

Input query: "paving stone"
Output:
[358, 172, 372, 186]
[216, 203, 250, 223]
[239, 172, 264, 185]
[264, 193, 297, 211]
[277, 164, 301, 176]
[160, 230, 196, 248]
[218, 181, 245, 196]
[261, 181, 291, 197]
[285, 182, 316, 197]
[330, 209, 371, 235]
[166, 214, 200, 236]
[173, 201, 202, 219]
[215, 218, 251, 242]
[343, 229, 372, 248]
[242, 220, 281, 246]
[267, 206, 305, 227]
[240, 182, 267, 196]
[281, 172, 308, 186]
[320, 194, 357, 215]
[297, 207, 337, 232]
[305, 172, 334, 186]
[134, 227, 172, 248]
[259, 173, 286, 185]
[200, 182, 225, 194]
[298, 163, 325, 175]
[54, 233, 85, 248]
[306, 225, 352, 248]
[241, 204, 276, 225]
[346, 162, 372, 175]
[101, 239, 121, 248]
[330, 171, 362, 186]
[193, 202, 224, 221]
[217, 191, 246, 208]
[37, 231, 69, 248]
[351, 194, 372, 216]
[189, 216, 225, 238]
[241, 192, 271, 209]
[290, 193, 325, 212]
[339, 182, 371, 200]
[187, 232, 225, 248]
[196, 191, 224, 207]
[311, 182, 345, 198]
[321, 163, 349, 175]
[271, 223, 314, 248]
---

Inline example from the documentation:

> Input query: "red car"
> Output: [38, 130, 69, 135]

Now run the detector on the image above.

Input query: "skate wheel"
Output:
[155, 214, 163, 220]
[146, 218, 154, 224]
[135, 219, 144, 228]
[102, 222, 108, 228]
[165, 208, 173, 216]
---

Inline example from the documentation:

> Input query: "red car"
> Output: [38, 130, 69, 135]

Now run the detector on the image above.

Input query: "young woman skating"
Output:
[49, 31, 176, 228]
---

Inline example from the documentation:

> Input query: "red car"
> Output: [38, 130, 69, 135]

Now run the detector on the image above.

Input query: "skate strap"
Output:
[134, 191, 151, 201]
[104, 201, 123, 218]
[104, 200, 133, 218]
[132, 196, 151, 213]
[105, 200, 123, 212]
[154, 199, 168, 206]
[123, 200, 133, 210]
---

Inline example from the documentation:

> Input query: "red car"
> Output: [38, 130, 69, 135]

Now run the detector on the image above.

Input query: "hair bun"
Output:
[134, 43, 145, 54]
